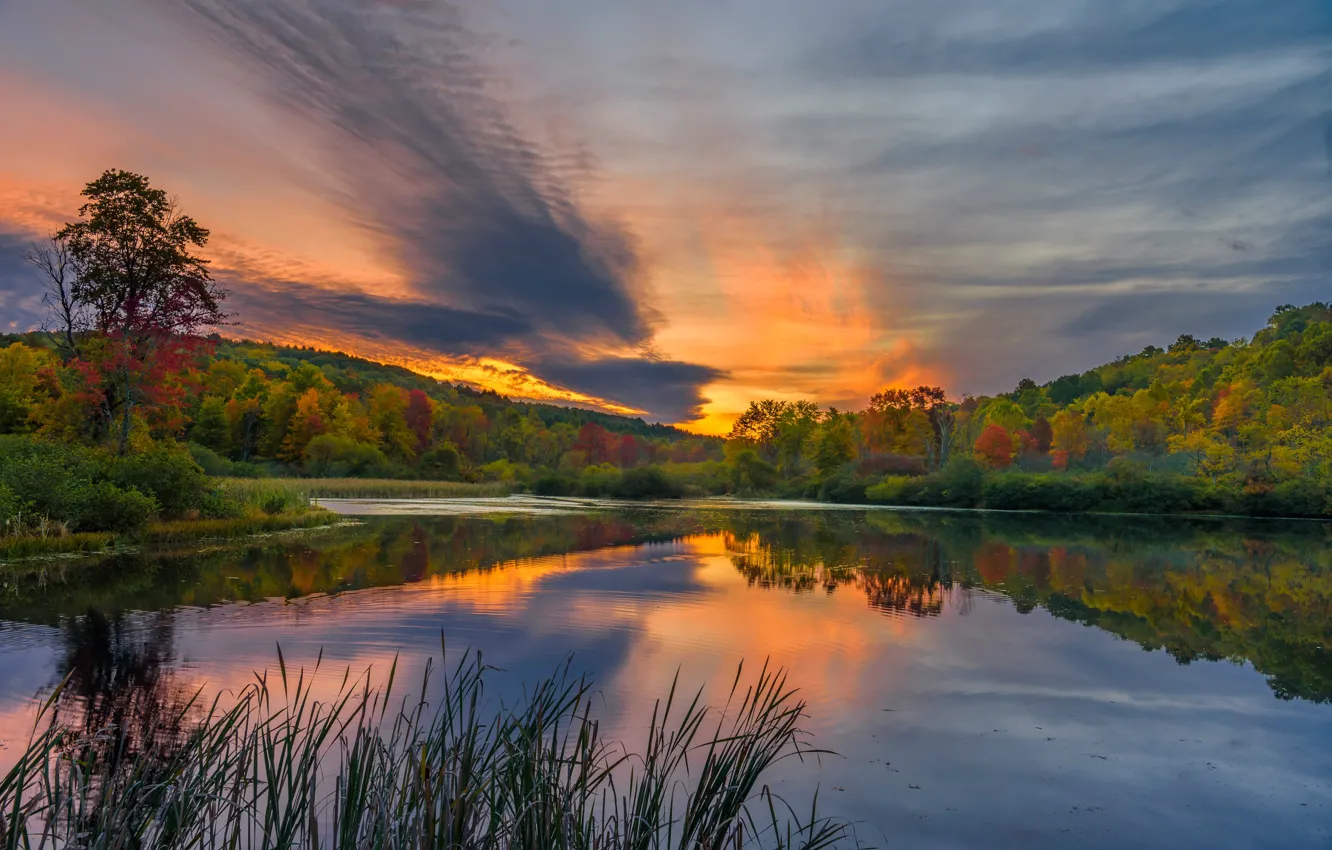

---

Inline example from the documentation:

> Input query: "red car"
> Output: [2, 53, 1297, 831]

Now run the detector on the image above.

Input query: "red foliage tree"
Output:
[573, 422, 612, 464]
[28, 170, 229, 450]
[405, 389, 433, 451]
[616, 433, 639, 467]
[974, 423, 1013, 469]
[1030, 416, 1053, 453]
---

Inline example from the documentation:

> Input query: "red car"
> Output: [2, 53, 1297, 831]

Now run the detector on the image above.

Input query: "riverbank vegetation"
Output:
[721, 301, 1332, 517]
[0, 648, 852, 849]
[2, 170, 1329, 518]
[0, 437, 339, 560]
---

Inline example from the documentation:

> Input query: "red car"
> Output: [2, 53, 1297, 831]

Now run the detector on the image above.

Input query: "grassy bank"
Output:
[0, 511, 344, 563]
[1, 651, 852, 850]
[219, 477, 515, 505]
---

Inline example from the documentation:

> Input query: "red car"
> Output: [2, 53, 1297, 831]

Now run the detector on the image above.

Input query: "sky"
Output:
[0, 0, 1328, 432]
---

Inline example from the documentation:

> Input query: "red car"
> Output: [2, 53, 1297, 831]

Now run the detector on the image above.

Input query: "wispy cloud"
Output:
[168, 0, 651, 350]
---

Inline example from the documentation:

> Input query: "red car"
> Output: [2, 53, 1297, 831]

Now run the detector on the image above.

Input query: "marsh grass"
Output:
[141, 511, 343, 545]
[0, 532, 114, 562]
[221, 478, 515, 506]
[0, 645, 855, 849]
[0, 513, 343, 564]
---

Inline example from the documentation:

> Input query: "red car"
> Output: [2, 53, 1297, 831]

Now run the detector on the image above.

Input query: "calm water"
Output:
[1, 501, 1330, 847]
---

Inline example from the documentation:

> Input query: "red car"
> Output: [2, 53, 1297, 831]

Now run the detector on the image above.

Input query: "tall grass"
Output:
[221, 478, 515, 507]
[0, 647, 855, 849]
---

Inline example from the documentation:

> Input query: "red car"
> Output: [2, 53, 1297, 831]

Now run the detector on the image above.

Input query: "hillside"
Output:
[2, 302, 1330, 516]
[722, 302, 1332, 514]
[0, 332, 722, 483]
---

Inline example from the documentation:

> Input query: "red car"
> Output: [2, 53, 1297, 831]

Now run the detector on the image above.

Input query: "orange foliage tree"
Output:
[974, 423, 1013, 468]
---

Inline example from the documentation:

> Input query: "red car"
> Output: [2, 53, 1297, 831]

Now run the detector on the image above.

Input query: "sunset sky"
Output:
[0, 0, 1328, 433]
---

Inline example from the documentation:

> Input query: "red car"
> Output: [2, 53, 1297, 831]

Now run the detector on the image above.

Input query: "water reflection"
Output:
[4, 509, 1330, 703]
[2, 506, 1330, 848]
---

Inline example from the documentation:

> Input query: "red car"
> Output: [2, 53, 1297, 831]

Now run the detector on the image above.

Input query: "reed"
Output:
[140, 511, 344, 545]
[220, 478, 515, 506]
[0, 646, 856, 849]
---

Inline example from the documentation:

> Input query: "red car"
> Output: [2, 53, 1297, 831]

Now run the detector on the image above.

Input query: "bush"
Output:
[818, 470, 872, 504]
[658, 460, 733, 496]
[866, 475, 924, 505]
[303, 435, 392, 478]
[479, 459, 531, 485]
[1100, 471, 1199, 514]
[917, 458, 984, 508]
[197, 487, 245, 520]
[1237, 479, 1331, 518]
[577, 463, 621, 497]
[728, 449, 779, 493]
[982, 473, 1100, 512]
[0, 482, 23, 535]
[112, 447, 212, 518]
[532, 472, 577, 497]
[65, 480, 157, 533]
[611, 466, 684, 499]
[188, 442, 234, 476]
[419, 443, 464, 481]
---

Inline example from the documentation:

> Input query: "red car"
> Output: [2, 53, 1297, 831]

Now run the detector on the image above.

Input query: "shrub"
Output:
[0, 482, 23, 535]
[418, 443, 464, 481]
[611, 466, 684, 499]
[1101, 471, 1198, 514]
[1239, 479, 1331, 518]
[188, 442, 237, 476]
[479, 459, 531, 484]
[577, 463, 621, 497]
[65, 480, 156, 533]
[728, 449, 779, 493]
[916, 458, 984, 508]
[818, 470, 872, 504]
[982, 473, 1100, 512]
[532, 472, 577, 497]
[112, 447, 212, 518]
[303, 435, 392, 478]
[866, 475, 925, 505]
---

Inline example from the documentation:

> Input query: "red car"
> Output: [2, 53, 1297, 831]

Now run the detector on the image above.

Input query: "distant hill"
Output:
[0, 332, 722, 481]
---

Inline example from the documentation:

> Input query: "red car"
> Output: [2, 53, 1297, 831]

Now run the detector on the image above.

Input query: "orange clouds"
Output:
[590, 177, 945, 432]
[0, 3, 951, 428]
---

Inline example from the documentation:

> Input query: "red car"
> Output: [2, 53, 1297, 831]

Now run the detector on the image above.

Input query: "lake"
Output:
[1, 499, 1330, 847]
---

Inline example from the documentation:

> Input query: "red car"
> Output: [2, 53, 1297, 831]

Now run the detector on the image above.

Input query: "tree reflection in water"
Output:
[4, 508, 1329, 705]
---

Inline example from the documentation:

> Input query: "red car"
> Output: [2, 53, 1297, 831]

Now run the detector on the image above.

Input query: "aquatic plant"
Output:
[0, 644, 855, 849]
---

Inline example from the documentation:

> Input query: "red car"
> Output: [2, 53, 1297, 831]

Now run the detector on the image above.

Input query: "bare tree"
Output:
[26, 237, 83, 358]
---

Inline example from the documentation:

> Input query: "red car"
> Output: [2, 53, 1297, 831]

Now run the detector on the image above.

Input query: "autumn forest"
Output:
[1, 171, 1330, 548]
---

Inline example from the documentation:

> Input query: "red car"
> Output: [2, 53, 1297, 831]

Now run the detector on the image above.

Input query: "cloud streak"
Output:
[167, 0, 650, 350]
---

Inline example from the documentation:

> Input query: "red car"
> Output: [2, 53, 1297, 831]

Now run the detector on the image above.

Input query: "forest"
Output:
[1, 169, 1329, 548]
[723, 300, 1332, 517]
[4, 300, 1329, 524]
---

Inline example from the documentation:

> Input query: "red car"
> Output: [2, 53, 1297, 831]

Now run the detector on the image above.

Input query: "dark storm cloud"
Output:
[225, 275, 724, 421]
[168, 0, 649, 348]
[224, 277, 533, 352]
[534, 358, 726, 424]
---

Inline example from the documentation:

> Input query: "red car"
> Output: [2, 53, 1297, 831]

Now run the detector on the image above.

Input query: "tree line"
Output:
[721, 301, 1332, 515]
[2, 169, 1329, 519]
